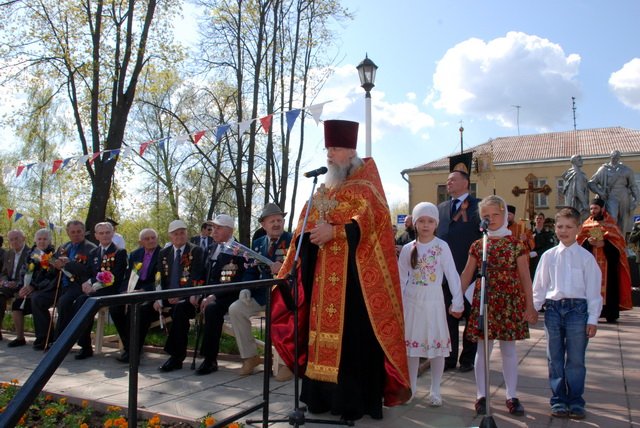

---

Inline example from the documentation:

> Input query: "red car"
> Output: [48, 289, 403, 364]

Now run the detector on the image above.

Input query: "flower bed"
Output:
[0, 379, 243, 427]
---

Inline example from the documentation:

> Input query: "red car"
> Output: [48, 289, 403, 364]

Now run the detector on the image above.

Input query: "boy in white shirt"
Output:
[532, 207, 602, 420]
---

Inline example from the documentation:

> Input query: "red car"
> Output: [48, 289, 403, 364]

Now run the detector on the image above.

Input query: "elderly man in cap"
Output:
[195, 214, 247, 375]
[156, 219, 205, 372]
[577, 198, 633, 323]
[271, 120, 410, 421]
[229, 203, 293, 378]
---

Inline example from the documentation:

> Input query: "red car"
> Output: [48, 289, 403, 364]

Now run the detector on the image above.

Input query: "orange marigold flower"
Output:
[148, 415, 161, 424]
[227, 423, 241, 428]
[114, 417, 128, 428]
[105, 419, 114, 427]
[59, 397, 67, 405]
[45, 394, 53, 402]
[10, 379, 19, 385]
[205, 415, 216, 427]
[80, 424, 89, 428]
[0, 406, 5, 413]
[45, 407, 57, 416]
[82, 400, 89, 408]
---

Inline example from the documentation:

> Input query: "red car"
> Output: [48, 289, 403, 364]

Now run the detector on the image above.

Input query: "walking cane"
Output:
[44, 270, 63, 351]
[191, 309, 203, 370]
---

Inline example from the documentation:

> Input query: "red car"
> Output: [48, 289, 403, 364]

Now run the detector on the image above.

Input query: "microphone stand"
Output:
[248, 174, 352, 427]
[478, 228, 497, 428]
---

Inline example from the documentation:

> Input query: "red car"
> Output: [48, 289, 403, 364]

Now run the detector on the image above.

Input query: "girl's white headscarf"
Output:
[412, 202, 439, 226]
[481, 195, 512, 238]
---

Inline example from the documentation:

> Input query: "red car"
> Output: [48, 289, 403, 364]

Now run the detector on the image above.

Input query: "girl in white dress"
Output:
[398, 202, 464, 406]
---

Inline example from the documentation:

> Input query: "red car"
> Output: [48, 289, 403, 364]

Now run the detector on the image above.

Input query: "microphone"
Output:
[303, 166, 328, 178]
[479, 217, 490, 233]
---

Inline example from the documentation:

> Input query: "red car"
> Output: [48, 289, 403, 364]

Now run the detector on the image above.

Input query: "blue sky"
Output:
[297, 0, 640, 211]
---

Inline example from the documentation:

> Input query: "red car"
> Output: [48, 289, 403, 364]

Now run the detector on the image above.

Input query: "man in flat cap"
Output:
[229, 203, 293, 378]
[156, 219, 205, 372]
[577, 198, 633, 323]
[271, 120, 410, 421]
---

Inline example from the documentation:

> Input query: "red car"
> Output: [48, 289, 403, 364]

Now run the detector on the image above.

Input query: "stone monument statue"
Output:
[588, 150, 639, 234]
[561, 154, 590, 220]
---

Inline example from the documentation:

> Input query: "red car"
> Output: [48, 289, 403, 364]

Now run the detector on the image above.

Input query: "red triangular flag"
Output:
[259, 114, 273, 134]
[52, 159, 63, 174]
[140, 141, 151, 156]
[88, 152, 101, 165]
[7, 209, 14, 220]
[193, 130, 206, 144]
[16, 165, 25, 177]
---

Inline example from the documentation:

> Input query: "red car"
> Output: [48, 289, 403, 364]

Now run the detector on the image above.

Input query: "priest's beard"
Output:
[594, 213, 604, 221]
[324, 157, 363, 189]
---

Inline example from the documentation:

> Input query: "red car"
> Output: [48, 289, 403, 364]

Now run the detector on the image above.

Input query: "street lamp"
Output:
[357, 54, 378, 158]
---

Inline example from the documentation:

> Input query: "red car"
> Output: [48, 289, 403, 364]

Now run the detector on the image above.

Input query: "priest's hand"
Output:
[310, 223, 334, 247]
[588, 237, 604, 248]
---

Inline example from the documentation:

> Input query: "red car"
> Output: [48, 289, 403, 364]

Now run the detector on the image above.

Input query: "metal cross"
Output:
[313, 183, 338, 224]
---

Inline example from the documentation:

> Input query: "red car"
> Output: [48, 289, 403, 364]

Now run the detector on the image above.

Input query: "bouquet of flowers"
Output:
[154, 271, 164, 329]
[221, 240, 274, 267]
[127, 262, 144, 293]
[92, 270, 115, 292]
[19, 262, 36, 310]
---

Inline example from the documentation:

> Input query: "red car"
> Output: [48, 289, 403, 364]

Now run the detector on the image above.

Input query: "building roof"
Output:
[405, 126, 640, 173]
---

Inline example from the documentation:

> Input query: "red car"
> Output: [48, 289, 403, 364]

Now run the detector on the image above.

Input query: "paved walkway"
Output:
[2, 308, 640, 428]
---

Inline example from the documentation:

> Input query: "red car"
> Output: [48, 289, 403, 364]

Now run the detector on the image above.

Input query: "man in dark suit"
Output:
[437, 158, 481, 373]
[156, 219, 205, 372]
[31, 220, 96, 350]
[72, 221, 128, 359]
[190, 221, 215, 250]
[195, 214, 247, 375]
[111, 227, 161, 363]
[0, 230, 29, 341]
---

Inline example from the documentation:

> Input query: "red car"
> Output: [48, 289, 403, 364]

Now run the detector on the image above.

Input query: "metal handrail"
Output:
[0, 278, 285, 428]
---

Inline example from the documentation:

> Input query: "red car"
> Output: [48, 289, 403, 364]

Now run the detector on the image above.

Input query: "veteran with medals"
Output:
[271, 120, 411, 421]
[577, 198, 633, 323]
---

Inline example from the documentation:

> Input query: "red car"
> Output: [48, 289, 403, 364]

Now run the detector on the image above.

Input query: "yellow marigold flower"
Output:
[107, 405, 122, 412]
[45, 407, 57, 416]
[10, 379, 19, 385]
[59, 397, 67, 404]
[82, 400, 89, 408]
[205, 415, 215, 427]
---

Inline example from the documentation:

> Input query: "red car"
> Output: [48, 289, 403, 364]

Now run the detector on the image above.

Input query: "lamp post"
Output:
[357, 54, 378, 158]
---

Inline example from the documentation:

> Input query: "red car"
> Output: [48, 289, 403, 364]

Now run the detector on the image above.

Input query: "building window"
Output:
[556, 178, 567, 207]
[532, 178, 548, 209]
[436, 183, 477, 205]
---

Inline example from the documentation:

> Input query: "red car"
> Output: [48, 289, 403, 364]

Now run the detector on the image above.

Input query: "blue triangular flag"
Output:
[14, 212, 23, 222]
[215, 124, 231, 142]
[286, 109, 301, 132]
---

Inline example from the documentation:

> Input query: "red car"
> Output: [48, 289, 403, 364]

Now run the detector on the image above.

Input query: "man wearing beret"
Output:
[577, 198, 633, 323]
[271, 120, 411, 421]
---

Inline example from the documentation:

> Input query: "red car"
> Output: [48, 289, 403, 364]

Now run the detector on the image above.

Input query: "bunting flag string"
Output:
[1, 100, 332, 182]
[0, 205, 65, 233]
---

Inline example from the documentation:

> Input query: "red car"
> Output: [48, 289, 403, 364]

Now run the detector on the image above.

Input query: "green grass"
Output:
[1, 313, 263, 356]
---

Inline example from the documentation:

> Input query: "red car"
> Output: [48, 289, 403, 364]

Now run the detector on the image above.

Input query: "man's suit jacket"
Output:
[190, 235, 214, 249]
[437, 196, 482, 273]
[157, 242, 205, 292]
[0, 246, 30, 297]
[203, 240, 247, 299]
[56, 240, 97, 285]
[88, 242, 128, 297]
[127, 246, 160, 292]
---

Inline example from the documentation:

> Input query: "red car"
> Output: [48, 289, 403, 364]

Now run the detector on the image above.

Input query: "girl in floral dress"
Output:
[460, 195, 538, 417]
[398, 202, 464, 406]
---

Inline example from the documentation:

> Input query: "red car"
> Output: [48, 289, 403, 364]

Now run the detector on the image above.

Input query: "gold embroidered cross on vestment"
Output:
[313, 184, 338, 225]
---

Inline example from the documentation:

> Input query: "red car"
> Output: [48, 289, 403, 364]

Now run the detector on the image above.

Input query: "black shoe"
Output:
[506, 398, 525, 416]
[159, 357, 183, 372]
[116, 351, 129, 363]
[458, 363, 474, 373]
[475, 397, 486, 415]
[444, 364, 457, 371]
[75, 347, 94, 360]
[196, 359, 218, 375]
[8, 338, 26, 348]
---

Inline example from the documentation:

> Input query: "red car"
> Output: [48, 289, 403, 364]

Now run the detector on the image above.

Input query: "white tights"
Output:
[474, 340, 518, 399]
[408, 355, 445, 398]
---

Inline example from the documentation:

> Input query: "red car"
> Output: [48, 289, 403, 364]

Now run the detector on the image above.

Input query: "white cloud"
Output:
[609, 58, 640, 110]
[430, 31, 581, 129]
[317, 65, 434, 142]
[406, 92, 416, 101]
